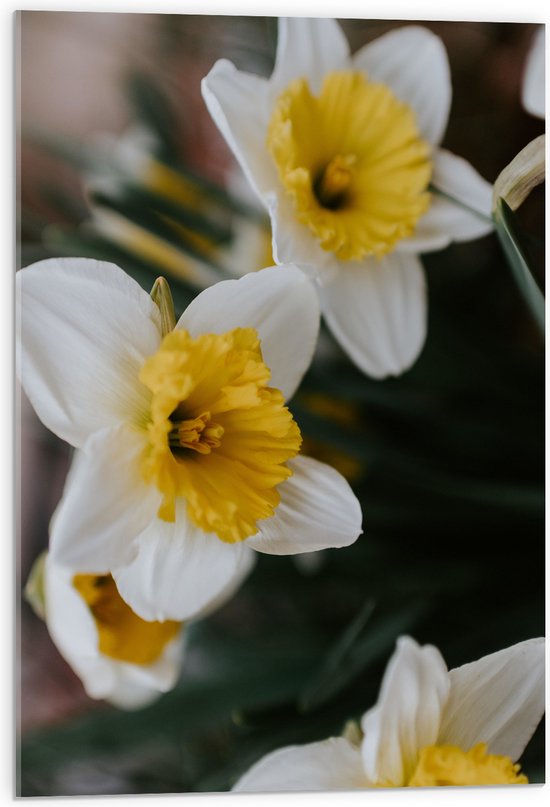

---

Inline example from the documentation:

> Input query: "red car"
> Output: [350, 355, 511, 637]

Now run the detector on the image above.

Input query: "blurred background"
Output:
[17, 11, 544, 796]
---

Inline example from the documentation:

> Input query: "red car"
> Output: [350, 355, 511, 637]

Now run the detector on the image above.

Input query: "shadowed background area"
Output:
[17, 11, 544, 796]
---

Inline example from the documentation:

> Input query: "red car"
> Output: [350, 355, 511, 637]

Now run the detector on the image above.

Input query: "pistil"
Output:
[314, 154, 356, 209]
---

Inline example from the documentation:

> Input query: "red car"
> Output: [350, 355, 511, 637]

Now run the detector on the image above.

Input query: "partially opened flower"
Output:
[25, 552, 185, 710]
[234, 636, 545, 791]
[17, 258, 362, 621]
[202, 18, 494, 378]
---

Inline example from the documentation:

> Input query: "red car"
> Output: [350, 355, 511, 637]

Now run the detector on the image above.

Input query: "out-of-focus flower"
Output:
[26, 552, 185, 710]
[17, 259, 362, 621]
[522, 26, 545, 119]
[84, 127, 227, 288]
[234, 636, 545, 791]
[202, 18, 494, 379]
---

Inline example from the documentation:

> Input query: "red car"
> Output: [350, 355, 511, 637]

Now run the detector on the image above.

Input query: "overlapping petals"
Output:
[202, 18, 494, 379]
[43, 554, 185, 709]
[233, 637, 545, 791]
[17, 257, 363, 621]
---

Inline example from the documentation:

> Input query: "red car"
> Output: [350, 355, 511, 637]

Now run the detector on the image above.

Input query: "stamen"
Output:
[314, 154, 356, 209]
[168, 412, 224, 454]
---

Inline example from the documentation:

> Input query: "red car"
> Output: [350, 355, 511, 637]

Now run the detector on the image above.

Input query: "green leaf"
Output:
[493, 197, 544, 333]
[298, 600, 429, 714]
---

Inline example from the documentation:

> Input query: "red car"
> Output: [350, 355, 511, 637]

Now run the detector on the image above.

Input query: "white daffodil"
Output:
[17, 258, 362, 621]
[26, 552, 185, 710]
[234, 636, 545, 791]
[522, 26, 545, 119]
[202, 18, 494, 379]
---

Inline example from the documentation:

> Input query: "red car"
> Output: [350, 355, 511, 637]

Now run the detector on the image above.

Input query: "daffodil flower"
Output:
[28, 553, 185, 710]
[202, 18, 494, 378]
[17, 258, 362, 621]
[233, 636, 545, 791]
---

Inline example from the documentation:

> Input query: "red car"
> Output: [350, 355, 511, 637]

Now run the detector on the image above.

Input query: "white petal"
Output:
[43, 554, 115, 700]
[49, 425, 160, 573]
[201, 59, 275, 203]
[44, 555, 184, 709]
[398, 149, 494, 252]
[247, 455, 362, 556]
[107, 635, 185, 710]
[352, 26, 451, 145]
[271, 17, 350, 96]
[522, 27, 545, 119]
[176, 265, 320, 401]
[268, 190, 332, 269]
[16, 257, 161, 448]
[233, 738, 367, 792]
[361, 637, 450, 787]
[113, 503, 254, 621]
[437, 638, 545, 761]
[320, 253, 427, 379]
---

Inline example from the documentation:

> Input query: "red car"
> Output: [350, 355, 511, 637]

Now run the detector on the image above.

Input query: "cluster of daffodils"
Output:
[234, 637, 545, 790]
[18, 258, 362, 706]
[19, 14, 544, 789]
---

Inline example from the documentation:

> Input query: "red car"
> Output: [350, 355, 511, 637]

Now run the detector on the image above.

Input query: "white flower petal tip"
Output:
[233, 738, 366, 792]
[321, 255, 427, 379]
[352, 25, 452, 146]
[360, 637, 450, 786]
[201, 59, 274, 202]
[16, 257, 161, 448]
[522, 27, 545, 119]
[177, 264, 320, 401]
[43, 554, 184, 710]
[438, 637, 546, 762]
[247, 455, 363, 556]
[271, 17, 350, 94]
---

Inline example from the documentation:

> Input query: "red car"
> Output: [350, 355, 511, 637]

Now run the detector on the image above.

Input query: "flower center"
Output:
[267, 71, 432, 261]
[407, 743, 528, 787]
[313, 154, 357, 209]
[72, 574, 181, 665]
[138, 327, 301, 543]
[168, 411, 224, 455]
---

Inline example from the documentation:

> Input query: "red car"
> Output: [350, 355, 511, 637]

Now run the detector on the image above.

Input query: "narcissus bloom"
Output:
[17, 258, 362, 621]
[202, 18, 494, 378]
[234, 636, 545, 791]
[26, 553, 185, 709]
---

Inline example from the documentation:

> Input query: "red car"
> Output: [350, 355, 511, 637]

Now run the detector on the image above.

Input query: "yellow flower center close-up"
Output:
[72, 574, 181, 665]
[406, 743, 528, 787]
[138, 327, 301, 543]
[267, 70, 432, 261]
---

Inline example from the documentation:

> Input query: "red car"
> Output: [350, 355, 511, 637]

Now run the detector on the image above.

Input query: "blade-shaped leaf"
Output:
[298, 600, 429, 714]
[493, 197, 544, 333]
